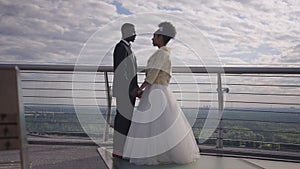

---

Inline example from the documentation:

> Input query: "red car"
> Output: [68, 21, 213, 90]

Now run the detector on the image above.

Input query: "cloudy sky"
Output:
[0, 0, 299, 66]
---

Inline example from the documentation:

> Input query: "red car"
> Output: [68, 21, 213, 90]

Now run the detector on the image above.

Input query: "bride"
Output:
[123, 22, 200, 165]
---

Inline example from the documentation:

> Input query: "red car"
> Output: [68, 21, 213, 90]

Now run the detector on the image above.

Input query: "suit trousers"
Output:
[113, 94, 136, 156]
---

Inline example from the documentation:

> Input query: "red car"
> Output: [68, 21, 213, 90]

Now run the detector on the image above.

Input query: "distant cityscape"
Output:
[24, 105, 300, 151]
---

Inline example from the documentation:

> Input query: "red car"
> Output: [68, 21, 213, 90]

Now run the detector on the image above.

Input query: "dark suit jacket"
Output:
[112, 40, 138, 98]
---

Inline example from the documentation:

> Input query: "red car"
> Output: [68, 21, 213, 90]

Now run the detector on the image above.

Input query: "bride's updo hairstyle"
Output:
[154, 22, 176, 45]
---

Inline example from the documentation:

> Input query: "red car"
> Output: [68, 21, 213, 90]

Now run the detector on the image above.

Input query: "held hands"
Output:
[137, 88, 143, 98]
[130, 88, 144, 98]
[130, 81, 149, 98]
[135, 81, 148, 98]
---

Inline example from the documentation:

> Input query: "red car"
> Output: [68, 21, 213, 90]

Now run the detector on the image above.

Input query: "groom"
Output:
[112, 23, 139, 158]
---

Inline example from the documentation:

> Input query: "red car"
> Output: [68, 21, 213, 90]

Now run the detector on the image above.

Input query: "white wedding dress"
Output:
[122, 47, 200, 165]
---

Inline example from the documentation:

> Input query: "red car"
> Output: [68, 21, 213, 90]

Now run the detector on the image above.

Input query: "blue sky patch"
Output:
[113, 1, 132, 15]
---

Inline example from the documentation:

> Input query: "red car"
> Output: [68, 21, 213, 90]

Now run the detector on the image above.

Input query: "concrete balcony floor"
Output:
[1, 135, 299, 169]
[98, 147, 300, 169]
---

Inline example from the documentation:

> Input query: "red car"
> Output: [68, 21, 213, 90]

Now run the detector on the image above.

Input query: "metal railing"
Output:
[1, 64, 300, 157]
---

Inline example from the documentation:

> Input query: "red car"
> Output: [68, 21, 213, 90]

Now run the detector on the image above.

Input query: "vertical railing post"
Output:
[16, 67, 29, 169]
[103, 72, 112, 142]
[216, 73, 224, 149]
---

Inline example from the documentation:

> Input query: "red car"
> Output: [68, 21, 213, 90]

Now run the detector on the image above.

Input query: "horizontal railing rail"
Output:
[1, 63, 300, 73]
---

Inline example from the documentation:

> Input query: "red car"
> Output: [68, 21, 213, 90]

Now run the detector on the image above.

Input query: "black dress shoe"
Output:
[112, 153, 123, 159]
[122, 157, 130, 161]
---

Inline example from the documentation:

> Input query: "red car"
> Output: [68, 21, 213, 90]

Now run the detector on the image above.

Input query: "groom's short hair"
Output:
[121, 23, 136, 39]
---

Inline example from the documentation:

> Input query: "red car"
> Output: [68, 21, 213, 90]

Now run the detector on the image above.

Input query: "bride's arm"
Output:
[140, 81, 149, 90]
[139, 50, 165, 93]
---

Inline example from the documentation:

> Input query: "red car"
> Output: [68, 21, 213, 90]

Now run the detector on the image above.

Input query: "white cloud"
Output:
[0, 0, 118, 63]
[0, 0, 299, 66]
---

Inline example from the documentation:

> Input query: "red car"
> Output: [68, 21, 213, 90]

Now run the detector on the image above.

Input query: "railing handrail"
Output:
[1, 64, 300, 74]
